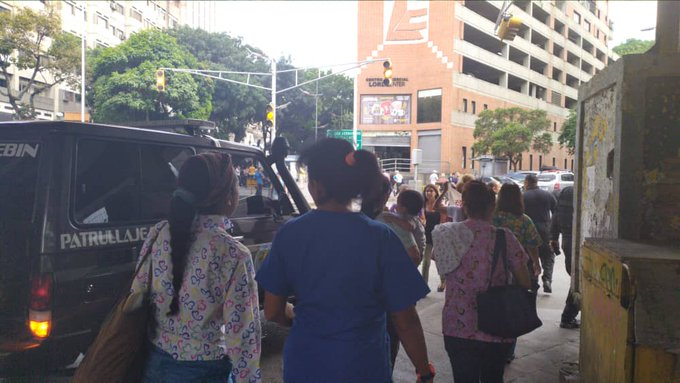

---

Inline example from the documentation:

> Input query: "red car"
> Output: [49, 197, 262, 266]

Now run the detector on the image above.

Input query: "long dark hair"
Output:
[496, 183, 524, 217]
[300, 138, 383, 207]
[167, 152, 236, 316]
[422, 184, 440, 210]
[361, 175, 391, 219]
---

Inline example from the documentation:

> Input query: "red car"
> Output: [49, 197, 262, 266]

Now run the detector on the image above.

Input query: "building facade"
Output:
[356, 0, 617, 176]
[0, 0, 215, 121]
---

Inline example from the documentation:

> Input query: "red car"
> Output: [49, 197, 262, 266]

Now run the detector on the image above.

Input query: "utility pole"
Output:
[80, 2, 86, 122]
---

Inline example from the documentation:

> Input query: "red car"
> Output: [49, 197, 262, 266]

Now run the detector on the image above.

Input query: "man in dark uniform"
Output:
[550, 186, 580, 328]
[523, 174, 557, 292]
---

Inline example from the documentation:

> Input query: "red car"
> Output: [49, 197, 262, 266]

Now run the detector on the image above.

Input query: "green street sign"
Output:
[327, 129, 362, 149]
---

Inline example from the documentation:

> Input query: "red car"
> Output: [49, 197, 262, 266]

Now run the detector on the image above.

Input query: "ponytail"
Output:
[167, 195, 195, 316]
[166, 152, 236, 316]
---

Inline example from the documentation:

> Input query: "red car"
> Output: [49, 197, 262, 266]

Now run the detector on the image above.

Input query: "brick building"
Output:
[356, 0, 617, 178]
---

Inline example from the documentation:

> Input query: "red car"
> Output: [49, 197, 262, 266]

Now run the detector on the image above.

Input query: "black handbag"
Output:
[477, 229, 542, 338]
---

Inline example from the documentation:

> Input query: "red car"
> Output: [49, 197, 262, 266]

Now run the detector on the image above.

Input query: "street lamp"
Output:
[300, 87, 322, 142]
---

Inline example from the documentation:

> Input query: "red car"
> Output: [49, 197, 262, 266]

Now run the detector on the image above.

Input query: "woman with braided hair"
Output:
[131, 152, 261, 383]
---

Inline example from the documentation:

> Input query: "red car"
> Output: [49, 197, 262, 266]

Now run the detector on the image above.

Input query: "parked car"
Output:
[537, 171, 575, 194]
[507, 171, 539, 185]
[0, 120, 309, 376]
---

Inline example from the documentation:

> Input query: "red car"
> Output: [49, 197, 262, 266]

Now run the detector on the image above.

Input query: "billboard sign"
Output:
[360, 95, 411, 125]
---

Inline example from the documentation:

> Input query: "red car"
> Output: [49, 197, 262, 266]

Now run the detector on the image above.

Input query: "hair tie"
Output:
[173, 188, 196, 205]
[345, 151, 356, 166]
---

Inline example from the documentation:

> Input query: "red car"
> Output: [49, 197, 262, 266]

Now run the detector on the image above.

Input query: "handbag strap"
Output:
[487, 228, 508, 289]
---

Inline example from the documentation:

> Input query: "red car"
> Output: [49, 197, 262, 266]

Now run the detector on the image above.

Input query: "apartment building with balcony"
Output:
[0, 0, 215, 121]
[357, 0, 618, 177]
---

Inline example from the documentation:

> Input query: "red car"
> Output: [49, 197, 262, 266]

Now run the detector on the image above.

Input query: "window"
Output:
[561, 173, 574, 181]
[0, 76, 8, 88]
[571, 159, 574, 170]
[96, 14, 108, 28]
[573, 11, 581, 24]
[584, 20, 591, 32]
[112, 2, 124, 14]
[130, 8, 142, 21]
[483, 104, 488, 110]
[463, 98, 468, 113]
[552, 157, 556, 166]
[554, 122, 557, 132]
[471, 101, 477, 115]
[462, 146, 467, 169]
[471, 148, 475, 170]
[222, 153, 294, 218]
[539, 155, 543, 168]
[62, 90, 77, 102]
[74, 139, 193, 225]
[416, 88, 442, 124]
[529, 154, 534, 170]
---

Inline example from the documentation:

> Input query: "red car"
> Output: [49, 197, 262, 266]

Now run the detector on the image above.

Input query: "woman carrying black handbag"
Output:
[432, 181, 532, 383]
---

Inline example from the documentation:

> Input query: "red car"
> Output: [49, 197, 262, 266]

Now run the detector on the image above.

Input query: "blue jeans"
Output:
[143, 344, 234, 383]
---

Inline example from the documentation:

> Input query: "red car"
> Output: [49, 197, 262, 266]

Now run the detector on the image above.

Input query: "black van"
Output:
[0, 120, 309, 376]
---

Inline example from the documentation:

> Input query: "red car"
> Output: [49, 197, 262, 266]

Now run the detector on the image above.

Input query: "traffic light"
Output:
[155, 69, 165, 92]
[264, 103, 274, 127]
[497, 14, 522, 41]
[382, 60, 393, 86]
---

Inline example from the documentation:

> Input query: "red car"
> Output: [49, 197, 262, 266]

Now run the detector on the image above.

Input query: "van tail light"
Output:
[554, 182, 561, 191]
[29, 273, 53, 339]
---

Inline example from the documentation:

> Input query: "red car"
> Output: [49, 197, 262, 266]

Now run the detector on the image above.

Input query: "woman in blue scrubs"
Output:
[256, 138, 435, 383]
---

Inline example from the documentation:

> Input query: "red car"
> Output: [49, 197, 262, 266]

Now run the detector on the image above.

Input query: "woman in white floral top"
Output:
[132, 152, 261, 383]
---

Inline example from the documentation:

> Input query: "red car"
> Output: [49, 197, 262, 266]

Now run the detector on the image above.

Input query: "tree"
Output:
[558, 109, 577, 155]
[0, 6, 80, 119]
[472, 107, 552, 171]
[90, 29, 212, 122]
[613, 38, 654, 56]
[168, 27, 269, 141]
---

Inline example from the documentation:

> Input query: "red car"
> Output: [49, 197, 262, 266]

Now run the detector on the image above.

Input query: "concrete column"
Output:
[654, 0, 680, 54]
[499, 72, 508, 88]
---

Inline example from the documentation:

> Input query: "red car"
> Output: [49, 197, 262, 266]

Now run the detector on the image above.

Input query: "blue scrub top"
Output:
[256, 210, 430, 383]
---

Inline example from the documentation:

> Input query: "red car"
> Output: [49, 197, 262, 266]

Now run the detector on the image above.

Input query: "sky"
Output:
[216, 1, 657, 68]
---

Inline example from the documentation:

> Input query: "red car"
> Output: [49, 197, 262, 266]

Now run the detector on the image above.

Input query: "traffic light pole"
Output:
[160, 57, 389, 149]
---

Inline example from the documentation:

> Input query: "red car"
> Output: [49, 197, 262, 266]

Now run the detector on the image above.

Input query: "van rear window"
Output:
[74, 139, 193, 225]
[537, 174, 556, 181]
[0, 142, 39, 223]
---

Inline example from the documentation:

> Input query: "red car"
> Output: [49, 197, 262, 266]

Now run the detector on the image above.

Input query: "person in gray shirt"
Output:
[522, 174, 557, 293]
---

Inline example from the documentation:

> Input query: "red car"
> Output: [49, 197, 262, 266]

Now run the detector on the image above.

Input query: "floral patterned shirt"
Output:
[492, 211, 542, 251]
[131, 215, 261, 383]
[442, 219, 529, 342]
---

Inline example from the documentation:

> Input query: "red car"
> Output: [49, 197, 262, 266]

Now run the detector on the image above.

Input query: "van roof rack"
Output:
[120, 119, 217, 136]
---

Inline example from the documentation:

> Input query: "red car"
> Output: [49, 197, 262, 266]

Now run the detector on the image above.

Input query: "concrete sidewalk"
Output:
[393, 261, 580, 383]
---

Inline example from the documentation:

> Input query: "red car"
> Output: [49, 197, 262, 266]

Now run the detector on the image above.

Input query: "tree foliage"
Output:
[168, 27, 269, 141]
[90, 29, 212, 122]
[558, 108, 577, 155]
[276, 66, 354, 152]
[0, 6, 80, 119]
[612, 38, 654, 56]
[472, 107, 552, 170]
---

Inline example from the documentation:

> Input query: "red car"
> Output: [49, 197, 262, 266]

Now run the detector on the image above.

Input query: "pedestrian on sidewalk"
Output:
[523, 174, 557, 293]
[132, 152, 261, 383]
[256, 139, 435, 383]
[492, 183, 543, 362]
[550, 185, 581, 329]
[422, 184, 447, 292]
[432, 180, 532, 383]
